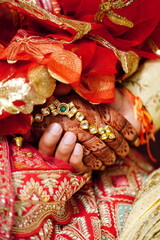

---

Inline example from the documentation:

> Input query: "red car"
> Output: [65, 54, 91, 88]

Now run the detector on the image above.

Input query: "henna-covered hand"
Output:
[32, 93, 139, 170]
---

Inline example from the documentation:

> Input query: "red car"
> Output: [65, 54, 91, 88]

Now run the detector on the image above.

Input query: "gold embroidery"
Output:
[0, 77, 43, 114]
[12, 169, 89, 235]
[0, 137, 14, 239]
[12, 202, 71, 234]
[95, 0, 135, 28]
[120, 169, 160, 240]
[0, 65, 56, 115]
[91, 217, 101, 239]
[89, 35, 140, 78]
[28, 65, 56, 98]
[19, 177, 51, 202]
[0, 0, 91, 42]
[30, 219, 54, 240]
[55, 217, 91, 239]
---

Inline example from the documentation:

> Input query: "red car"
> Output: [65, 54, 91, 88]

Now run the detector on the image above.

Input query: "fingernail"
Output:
[73, 143, 82, 156]
[49, 123, 62, 135]
[63, 132, 76, 145]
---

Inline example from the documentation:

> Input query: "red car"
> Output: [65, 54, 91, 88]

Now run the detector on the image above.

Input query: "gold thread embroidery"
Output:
[0, 137, 14, 239]
[0, 64, 56, 115]
[0, 77, 45, 115]
[0, 0, 91, 42]
[95, 0, 135, 28]
[12, 169, 90, 234]
[29, 219, 54, 240]
[12, 202, 71, 234]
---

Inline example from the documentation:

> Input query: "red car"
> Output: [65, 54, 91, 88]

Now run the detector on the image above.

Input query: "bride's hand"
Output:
[32, 93, 139, 170]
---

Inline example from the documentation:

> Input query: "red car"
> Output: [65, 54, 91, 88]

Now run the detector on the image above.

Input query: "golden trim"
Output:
[12, 202, 71, 234]
[0, 137, 14, 238]
[89, 35, 140, 78]
[0, 0, 92, 42]
[12, 168, 90, 234]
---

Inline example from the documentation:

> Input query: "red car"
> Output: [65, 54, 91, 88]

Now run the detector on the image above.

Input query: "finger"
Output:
[81, 135, 116, 166]
[83, 146, 105, 170]
[69, 143, 87, 173]
[120, 121, 140, 146]
[38, 123, 63, 156]
[103, 127, 130, 157]
[55, 132, 77, 161]
[98, 104, 140, 146]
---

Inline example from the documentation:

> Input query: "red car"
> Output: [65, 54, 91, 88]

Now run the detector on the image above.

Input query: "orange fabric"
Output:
[121, 87, 156, 162]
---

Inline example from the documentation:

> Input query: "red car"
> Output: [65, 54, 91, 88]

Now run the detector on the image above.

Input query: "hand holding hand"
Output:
[32, 93, 139, 170]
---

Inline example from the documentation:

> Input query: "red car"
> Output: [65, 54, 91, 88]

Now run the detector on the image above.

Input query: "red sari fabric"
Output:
[57, 0, 160, 54]
[0, 0, 160, 135]
[0, 136, 153, 239]
[0, 2, 159, 237]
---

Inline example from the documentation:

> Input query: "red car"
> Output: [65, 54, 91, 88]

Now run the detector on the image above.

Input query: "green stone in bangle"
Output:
[60, 105, 67, 112]
[58, 103, 69, 115]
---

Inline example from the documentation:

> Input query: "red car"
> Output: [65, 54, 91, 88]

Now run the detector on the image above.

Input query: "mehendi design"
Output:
[32, 94, 139, 170]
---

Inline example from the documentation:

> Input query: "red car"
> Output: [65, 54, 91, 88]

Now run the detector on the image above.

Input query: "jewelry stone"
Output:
[41, 107, 50, 116]
[69, 102, 75, 108]
[49, 103, 56, 111]
[108, 133, 116, 139]
[66, 111, 75, 118]
[54, 99, 60, 106]
[60, 106, 66, 112]
[57, 103, 69, 115]
[75, 112, 84, 121]
[89, 125, 98, 134]
[34, 114, 44, 122]
[100, 133, 108, 140]
[70, 107, 78, 114]
[80, 120, 89, 129]
[51, 109, 59, 116]
[98, 127, 106, 134]
[105, 125, 111, 133]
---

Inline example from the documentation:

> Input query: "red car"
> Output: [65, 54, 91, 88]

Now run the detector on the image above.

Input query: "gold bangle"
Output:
[33, 99, 116, 141]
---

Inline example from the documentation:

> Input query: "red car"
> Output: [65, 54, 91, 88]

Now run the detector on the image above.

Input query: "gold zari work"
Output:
[0, 78, 48, 115]
[12, 169, 90, 235]
[0, 0, 92, 42]
[0, 65, 56, 115]
[120, 169, 160, 240]
[95, 0, 135, 28]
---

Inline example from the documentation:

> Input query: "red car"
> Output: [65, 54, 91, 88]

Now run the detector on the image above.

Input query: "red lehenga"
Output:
[0, 136, 154, 239]
[0, 0, 160, 239]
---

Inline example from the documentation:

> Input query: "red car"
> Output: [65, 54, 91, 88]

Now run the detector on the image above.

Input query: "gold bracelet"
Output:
[33, 99, 116, 141]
